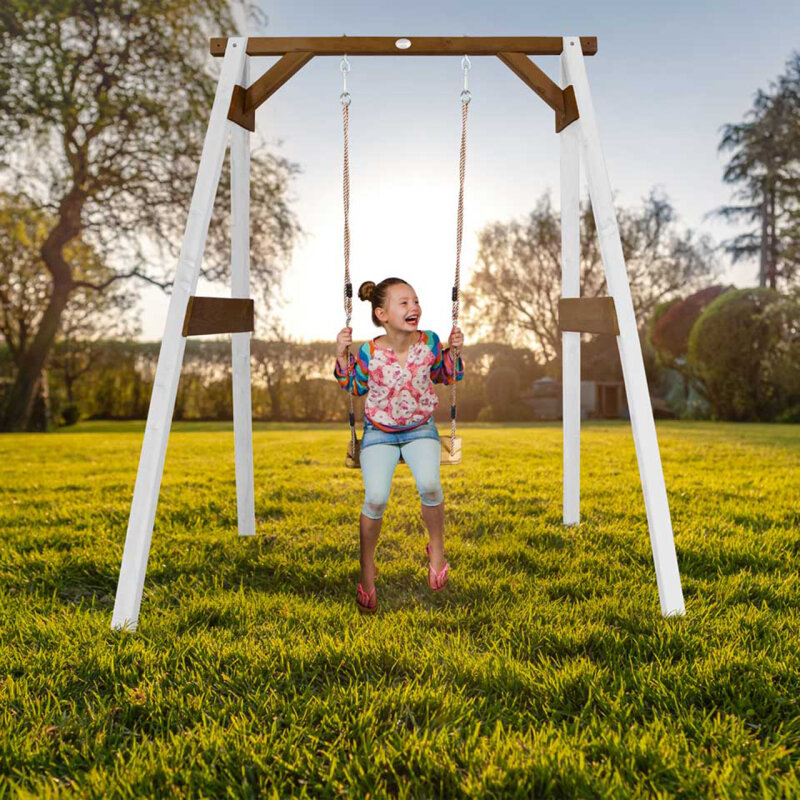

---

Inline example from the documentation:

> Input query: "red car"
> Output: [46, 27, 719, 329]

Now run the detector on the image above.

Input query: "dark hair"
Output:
[358, 278, 412, 327]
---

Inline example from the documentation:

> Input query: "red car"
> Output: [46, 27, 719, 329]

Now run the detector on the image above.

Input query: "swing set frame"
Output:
[111, 35, 685, 632]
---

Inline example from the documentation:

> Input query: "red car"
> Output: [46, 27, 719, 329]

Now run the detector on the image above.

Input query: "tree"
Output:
[0, 191, 137, 426]
[0, 0, 302, 430]
[715, 51, 800, 290]
[687, 288, 799, 421]
[461, 189, 718, 363]
[649, 285, 731, 362]
[647, 285, 731, 418]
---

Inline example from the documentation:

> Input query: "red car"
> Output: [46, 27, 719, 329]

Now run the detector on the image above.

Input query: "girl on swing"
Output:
[334, 277, 465, 613]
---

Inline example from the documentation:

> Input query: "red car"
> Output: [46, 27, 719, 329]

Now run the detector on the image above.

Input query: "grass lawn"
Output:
[1, 420, 799, 798]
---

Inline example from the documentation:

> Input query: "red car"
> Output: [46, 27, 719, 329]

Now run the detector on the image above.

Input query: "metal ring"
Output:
[460, 89, 472, 104]
[461, 54, 471, 71]
[340, 91, 351, 106]
[340, 54, 350, 73]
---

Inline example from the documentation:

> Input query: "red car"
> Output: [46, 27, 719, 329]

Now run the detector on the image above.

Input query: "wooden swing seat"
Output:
[345, 434, 462, 469]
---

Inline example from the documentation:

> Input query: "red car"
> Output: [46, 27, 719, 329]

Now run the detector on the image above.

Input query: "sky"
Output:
[137, 0, 800, 344]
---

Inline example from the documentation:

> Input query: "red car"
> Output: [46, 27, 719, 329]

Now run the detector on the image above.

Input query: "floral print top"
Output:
[333, 329, 465, 432]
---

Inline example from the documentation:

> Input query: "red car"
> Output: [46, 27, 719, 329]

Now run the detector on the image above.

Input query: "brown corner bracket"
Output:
[228, 84, 255, 132]
[497, 52, 579, 133]
[558, 297, 619, 336]
[228, 52, 314, 132]
[182, 296, 255, 337]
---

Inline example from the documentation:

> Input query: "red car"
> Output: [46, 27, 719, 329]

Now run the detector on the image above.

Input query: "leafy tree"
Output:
[0, 0, 301, 430]
[715, 51, 800, 290]
[687, 287, 799, 421]
[649, 285, 730, 362]
[461, 189, 718, 363]
[0, 191, 136, 426]
[647, 286, 732, 418]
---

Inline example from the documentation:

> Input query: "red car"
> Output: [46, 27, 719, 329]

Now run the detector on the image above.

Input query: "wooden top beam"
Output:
[210, 36, 597, 58]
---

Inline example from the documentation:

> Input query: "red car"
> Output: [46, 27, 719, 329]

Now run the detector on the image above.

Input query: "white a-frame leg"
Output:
[560, 55, 581, 528]
[112, 38, 253, 631]
[560, 36, 685, 617]
[231, 57, 256, 539]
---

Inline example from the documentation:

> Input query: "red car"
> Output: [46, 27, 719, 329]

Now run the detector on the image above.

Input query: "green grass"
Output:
[1, 420, 799, 798]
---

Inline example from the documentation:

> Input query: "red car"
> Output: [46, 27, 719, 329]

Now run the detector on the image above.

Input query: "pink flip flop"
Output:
[356, 583, 377, 613]
[424, 542, 450, 591]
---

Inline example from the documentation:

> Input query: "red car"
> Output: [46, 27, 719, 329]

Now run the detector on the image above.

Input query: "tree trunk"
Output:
[266, 372, 283, 421]
[0, 190, 82, 431]
[768, 182, 778, 290]
[759, 194, 769, 288]
[1, 279, 71, 430]
[28, 369, 52, 432]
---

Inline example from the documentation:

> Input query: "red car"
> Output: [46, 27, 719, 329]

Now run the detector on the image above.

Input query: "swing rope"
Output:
[451, 55, 471, 453]
[340, 55, 357, 461]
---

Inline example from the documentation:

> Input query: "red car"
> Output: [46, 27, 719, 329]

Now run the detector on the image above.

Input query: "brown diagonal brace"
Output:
[228, 52, 314, 131]
[497, 52, 579, 132]
[558, 297, 619, 335]
[182, 297, 255, 337]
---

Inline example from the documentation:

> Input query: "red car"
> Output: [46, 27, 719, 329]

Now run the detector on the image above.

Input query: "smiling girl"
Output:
[334, 277, 465, 613]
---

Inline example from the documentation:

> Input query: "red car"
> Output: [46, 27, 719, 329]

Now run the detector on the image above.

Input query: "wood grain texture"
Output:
[227, 84, 255, 132]
[497, 52, 580, 132]
[558, 297, 620, 335]
[182, 297, 255, 337]
[210, 36, 598, 58]
[228, 53, 314, 131]
[246, 52, 314, 109]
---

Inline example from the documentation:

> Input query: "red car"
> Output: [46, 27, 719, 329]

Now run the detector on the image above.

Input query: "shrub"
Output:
[688, 288, 799, 421]
[60, 403, 80, 426]
[651, 285, 730, 360]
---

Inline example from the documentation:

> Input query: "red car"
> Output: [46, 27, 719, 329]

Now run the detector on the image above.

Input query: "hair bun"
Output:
[358, 281, 375, 302]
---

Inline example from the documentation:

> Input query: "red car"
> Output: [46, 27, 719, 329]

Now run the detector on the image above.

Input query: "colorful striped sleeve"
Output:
[430, 330, 465, 385]
[333, 342, 370, 396]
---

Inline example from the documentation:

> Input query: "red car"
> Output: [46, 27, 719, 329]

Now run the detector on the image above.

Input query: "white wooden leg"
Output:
[231, 56, 256, 538]
[562, 37, 685, 617]
[111, 39, 249, 631]
[560, 55, 581, 527]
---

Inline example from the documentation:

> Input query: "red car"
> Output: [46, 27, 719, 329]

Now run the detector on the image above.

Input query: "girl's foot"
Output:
[356, 583, 377, 613]
[425, 542, 450, 591]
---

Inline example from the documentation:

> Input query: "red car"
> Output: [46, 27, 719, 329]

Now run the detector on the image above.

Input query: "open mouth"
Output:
[405, 315, 419, 325]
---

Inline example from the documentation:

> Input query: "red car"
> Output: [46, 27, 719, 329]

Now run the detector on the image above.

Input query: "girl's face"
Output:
[377, 283, 421, 332]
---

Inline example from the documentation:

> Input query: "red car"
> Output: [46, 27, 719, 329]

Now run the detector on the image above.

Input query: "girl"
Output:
[334, 277, 465, 613]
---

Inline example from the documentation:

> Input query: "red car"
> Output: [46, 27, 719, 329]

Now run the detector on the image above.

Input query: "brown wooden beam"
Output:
[558, 297, 619, 335]
[182, 297, 255, 337]
[228, 52, 313, 131]
[497, 52, 579, 132]
[228, 84, 255, 132]
[211, 36, 597, 58]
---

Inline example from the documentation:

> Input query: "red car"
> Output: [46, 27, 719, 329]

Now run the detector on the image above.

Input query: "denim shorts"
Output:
[361, 414, 441, 450]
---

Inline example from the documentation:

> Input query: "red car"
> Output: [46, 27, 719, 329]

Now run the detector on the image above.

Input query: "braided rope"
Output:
[342, 100, 357, 459]
[450, 97, 468, 451]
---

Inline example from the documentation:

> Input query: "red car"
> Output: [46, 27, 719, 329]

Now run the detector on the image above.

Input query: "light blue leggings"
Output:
[360, 438, 444, 519]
